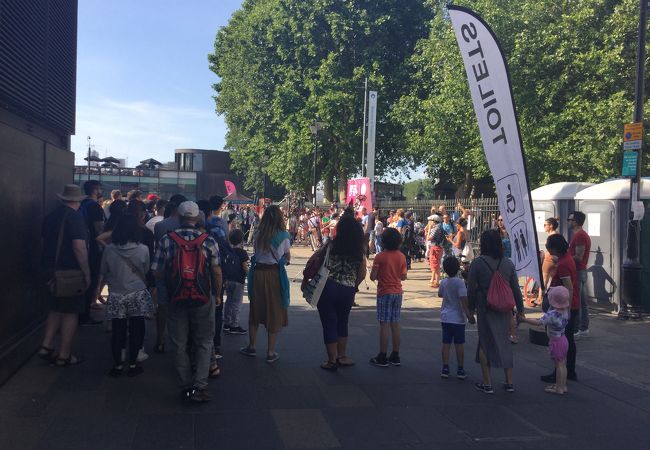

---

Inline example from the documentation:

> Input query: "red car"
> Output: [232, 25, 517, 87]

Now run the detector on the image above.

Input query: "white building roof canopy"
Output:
[574, 178, 650, 200]
[531, 182, 595, 200]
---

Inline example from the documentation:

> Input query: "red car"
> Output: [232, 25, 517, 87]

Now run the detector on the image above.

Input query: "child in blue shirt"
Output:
[438, 257, 474, 379]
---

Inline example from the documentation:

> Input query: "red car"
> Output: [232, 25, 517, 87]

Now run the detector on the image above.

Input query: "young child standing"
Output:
[224, 229, 250, 335]
[520, 286, 570, 395]
[369, 228, 407, 367]
[438, 257, 474, 379]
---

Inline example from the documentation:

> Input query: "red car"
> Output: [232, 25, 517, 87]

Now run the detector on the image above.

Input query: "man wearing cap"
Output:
[151, 201, 222, 403]
[38, 185, 91, 366]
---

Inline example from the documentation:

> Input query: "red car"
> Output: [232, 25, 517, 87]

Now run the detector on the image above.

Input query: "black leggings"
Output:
[111, 317, 145, 366]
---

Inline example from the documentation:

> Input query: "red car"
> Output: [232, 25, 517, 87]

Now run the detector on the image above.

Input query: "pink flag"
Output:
[224, 180, 236, 195]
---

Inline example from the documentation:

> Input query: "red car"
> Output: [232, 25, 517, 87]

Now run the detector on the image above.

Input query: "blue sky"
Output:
[72, 0, 243, 165]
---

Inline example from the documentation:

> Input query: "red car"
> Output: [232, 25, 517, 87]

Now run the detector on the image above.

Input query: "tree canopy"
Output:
[210, 0, 433, 199]
[394, 0, 647, 191]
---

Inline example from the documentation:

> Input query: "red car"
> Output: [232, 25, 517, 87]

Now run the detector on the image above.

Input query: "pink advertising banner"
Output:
[224, 180, 236, 196]
[346, 177, 373, 215]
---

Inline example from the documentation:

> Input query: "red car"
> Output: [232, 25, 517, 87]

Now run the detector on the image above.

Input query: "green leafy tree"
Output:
[396, 0, 647, 191]
[210, 0, 433, 200]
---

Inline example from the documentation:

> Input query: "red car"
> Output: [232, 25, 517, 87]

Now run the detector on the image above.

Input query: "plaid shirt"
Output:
[151, 225, 220, 273]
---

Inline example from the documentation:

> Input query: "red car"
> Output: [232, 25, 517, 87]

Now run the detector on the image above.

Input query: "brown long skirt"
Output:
[250, 264, 288, 333]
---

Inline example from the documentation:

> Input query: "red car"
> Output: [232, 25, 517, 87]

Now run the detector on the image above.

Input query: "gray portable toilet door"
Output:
[580, 201, 617, 309]
[533, 201, 556, 250]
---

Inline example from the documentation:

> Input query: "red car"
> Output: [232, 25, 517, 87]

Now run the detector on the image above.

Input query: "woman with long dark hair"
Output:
[308, 213, 366, 371]
[467, 229, 525, 394]
[95, 214, 152, 376]
[239, 205, 290, 363]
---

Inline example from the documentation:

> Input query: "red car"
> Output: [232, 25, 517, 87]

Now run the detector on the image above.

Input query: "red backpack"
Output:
[167, 232, 211, 306]
[480, 257, 516, 313]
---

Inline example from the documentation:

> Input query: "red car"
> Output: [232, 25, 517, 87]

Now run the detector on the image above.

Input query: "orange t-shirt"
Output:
[372, 250, 407, 297]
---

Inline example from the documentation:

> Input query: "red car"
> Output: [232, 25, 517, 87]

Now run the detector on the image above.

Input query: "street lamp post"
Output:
[309, 119, 326, 207]
[620, 0, 646, 320]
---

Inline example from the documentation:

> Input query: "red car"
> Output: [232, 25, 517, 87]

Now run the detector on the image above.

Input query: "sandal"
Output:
[55, 355, 83, 367]
[320, 361, 338, 372]
[209, 364, 221, 378]
[336, 356, 355, 367]
[37, 346, 55, 362]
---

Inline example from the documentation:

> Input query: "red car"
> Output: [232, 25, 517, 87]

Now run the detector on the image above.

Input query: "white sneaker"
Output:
[137, 349, 149, 362]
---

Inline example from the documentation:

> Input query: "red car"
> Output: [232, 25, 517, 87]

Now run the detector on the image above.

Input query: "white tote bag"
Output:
[302, 245, 331, 308]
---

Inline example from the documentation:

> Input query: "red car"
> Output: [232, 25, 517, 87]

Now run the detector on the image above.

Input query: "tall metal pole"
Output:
[87, 136, 92, 181]
[361, 77, 368, 177]
[620, 0, 646, 320]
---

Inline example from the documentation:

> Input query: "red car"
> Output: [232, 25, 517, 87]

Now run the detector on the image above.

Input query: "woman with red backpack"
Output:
[467, 229, 525, 394]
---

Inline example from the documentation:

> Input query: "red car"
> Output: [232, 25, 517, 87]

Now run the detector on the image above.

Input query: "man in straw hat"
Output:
[37, 185, 91, 366]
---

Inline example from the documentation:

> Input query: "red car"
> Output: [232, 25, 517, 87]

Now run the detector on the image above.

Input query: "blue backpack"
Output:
[210, 230, 242, 281]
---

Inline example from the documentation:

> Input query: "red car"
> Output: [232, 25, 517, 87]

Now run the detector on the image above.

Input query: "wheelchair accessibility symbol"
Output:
[497, 174, 525, 223]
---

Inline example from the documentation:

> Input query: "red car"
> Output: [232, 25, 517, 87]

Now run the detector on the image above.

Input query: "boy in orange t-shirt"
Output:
[369, 228, 407, 367]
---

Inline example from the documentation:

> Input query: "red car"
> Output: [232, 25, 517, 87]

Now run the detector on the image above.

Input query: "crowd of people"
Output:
[39, 181, 592, 403]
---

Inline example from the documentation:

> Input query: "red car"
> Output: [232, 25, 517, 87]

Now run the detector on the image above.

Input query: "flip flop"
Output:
[37, 346, 55, 362]
[209, 364, 221, 378]
[320, 361, 338, 372]
[336, 357, 355, 367]
[55, 354, 83, 367]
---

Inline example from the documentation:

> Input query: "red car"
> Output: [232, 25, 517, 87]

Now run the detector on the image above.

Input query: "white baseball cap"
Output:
[178, 201, 200, 218]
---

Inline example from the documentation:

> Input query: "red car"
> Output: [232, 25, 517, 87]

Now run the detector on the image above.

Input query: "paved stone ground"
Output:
[2, 246, 650, 449]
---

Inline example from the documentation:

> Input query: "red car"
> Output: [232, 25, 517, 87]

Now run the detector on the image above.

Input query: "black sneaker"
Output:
[127, 365, 144, 377]
[441, 366, 450, 379]
[474, 382, 494, 394]
[456, 368, 467, 380]
[388, 352, 401, 366]
[239, 346, 257, 357]
[223, 325, 231, 332]
[181, 388, 195, 402]
[540, 372, 556, 383]
[228, 326, 247, 335]
[503, 383, 515, 392]
[370, 353, 389, 367]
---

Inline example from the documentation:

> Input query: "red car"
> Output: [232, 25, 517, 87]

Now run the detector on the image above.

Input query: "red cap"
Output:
[146, 194, 159, 201]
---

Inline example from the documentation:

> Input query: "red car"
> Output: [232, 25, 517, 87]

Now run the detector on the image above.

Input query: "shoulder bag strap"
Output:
[54, 209, 72, 269]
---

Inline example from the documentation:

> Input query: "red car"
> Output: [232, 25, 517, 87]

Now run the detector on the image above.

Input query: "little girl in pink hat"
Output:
[520, 286, 570, 395]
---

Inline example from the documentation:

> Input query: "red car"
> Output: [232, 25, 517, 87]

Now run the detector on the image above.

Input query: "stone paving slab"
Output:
[1, 246, 650, 449]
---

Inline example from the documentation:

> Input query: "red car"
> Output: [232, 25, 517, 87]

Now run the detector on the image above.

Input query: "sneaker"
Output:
[181, 388, 195, 402]
[456, 368, 466, 380]
[503, 383, 515, 392]
[223, 325, 231, 332]
[370, 353, 389, 367]
[441, 366, 450, 379]
[388, 352, 401, 366]
[474, 382, 494, 394]
[214, 348, 223, 360]
[540, 372, 556, 383]
[136, 349, 149, 362]
[127, 365, 144, 377]
[266, 352, 280, 364]
[567, 372, 578, 381]
[239, 346, 257, 357]
[189, 389, 211, 403]
[574, 329, 589, 339]
[228, 326, 248, 335]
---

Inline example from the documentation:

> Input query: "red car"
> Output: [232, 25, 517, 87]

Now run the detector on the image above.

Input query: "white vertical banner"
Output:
[366, 91, 378, 191]
[448, 6, 541, 286]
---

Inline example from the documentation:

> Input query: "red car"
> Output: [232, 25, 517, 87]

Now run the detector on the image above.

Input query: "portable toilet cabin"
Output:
[531, 182, 594, 246]
[574, 178, 650, 313]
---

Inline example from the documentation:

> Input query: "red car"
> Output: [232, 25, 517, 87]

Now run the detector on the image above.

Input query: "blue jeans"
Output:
[224, 282, 244, 327]
[375, 235, 383, 253]
[577, 269, 589, 331]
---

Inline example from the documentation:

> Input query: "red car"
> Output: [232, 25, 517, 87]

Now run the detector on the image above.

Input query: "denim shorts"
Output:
[377, 294, 403, 323]
[441, 322, 466, 344]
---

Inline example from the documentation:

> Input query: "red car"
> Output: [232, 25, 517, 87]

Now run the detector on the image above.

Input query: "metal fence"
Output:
[375, 197, 501, 247]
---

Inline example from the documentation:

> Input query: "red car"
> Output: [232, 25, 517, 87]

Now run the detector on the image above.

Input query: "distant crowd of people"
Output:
[40, 182, 591, 402]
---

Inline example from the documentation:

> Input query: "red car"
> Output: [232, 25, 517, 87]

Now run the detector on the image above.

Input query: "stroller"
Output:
[411, 222, 426, 262]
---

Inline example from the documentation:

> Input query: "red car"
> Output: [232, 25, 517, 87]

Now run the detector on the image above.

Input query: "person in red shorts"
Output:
[427, 215, 444, 288]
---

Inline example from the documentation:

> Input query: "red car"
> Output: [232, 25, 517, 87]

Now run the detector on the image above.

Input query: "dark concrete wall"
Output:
[0, 117, 73, 384]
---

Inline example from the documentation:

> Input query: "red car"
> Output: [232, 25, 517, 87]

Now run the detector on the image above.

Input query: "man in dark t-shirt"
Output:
[39, 185, 90, 366]
[78, 180, 105, 324]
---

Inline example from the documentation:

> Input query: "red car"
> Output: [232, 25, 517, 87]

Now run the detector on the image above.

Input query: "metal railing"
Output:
[375, 197, 501, 247]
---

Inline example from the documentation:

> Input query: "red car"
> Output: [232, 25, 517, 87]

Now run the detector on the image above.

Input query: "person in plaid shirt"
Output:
[151, 201, 222, 403]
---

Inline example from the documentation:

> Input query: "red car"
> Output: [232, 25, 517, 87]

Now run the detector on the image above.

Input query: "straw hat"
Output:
[57, 184, 86, 202]
[547, 286, 570, 309]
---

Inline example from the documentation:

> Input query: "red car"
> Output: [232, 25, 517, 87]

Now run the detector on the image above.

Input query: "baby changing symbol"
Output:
[497, 173, 525, 222]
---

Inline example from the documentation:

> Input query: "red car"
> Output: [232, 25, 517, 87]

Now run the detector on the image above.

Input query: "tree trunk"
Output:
[337, 167, 347, 205]
[323, 172, 334, 204]
[456, 169, 473, 199]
